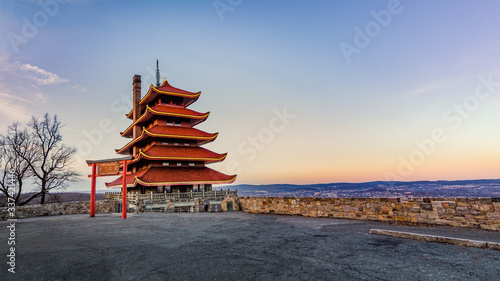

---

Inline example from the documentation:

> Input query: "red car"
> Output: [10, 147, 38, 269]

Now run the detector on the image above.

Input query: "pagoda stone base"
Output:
[105, 190, 238, 213]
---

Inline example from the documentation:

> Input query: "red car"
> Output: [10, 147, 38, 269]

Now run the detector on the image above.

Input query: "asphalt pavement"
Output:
[0, 212, 499, 280]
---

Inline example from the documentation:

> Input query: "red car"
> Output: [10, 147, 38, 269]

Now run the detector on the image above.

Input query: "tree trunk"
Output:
[40, 175, 47, 204]
[40, 183, 46, 204]
[15, 177, 22, 205]
[40, 191, 45, 204]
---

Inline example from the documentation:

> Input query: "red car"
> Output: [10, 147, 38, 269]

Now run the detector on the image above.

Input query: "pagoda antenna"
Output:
[155, 59, 160, 87]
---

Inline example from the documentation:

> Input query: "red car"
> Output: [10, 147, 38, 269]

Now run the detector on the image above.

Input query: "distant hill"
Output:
[2, 179, 498, 206]
[221, 179, 500, 198]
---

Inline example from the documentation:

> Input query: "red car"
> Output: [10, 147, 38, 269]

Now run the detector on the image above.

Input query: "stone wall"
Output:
[221, 197, 240, 212]
[238, 197, 500, 231]
[0, 200, 115, 220]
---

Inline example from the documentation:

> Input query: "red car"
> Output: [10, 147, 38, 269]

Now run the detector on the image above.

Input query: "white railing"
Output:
[105, 189, 238, 202]
[104, 189, 237, 213]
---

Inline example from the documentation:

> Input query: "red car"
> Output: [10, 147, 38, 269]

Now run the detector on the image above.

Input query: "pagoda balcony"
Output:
[105, 189, 237, 201]
[104, 189, 238, 213]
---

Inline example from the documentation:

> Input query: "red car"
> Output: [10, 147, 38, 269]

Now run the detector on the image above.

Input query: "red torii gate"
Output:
[86, 156, 132, 219]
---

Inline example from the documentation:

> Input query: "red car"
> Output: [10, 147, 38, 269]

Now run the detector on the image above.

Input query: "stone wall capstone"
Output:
[238, 197, 500, 231]
[0, 200, 115, 220]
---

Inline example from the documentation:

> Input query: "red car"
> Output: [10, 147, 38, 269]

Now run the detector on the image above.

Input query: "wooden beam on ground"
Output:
[370, 229, 500, 251]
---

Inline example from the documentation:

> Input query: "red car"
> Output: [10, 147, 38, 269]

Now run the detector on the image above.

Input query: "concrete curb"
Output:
[369, 229, 500, 251]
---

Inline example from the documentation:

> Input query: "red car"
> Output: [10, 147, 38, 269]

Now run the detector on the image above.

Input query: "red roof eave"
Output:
[105, 167, 236, 188]
[120, 106, 209, 138]
[105, 167, 150, 188]
[129, 148, 227, 164]
[140, 83, 201, 106]
[115, 127, 219, 155]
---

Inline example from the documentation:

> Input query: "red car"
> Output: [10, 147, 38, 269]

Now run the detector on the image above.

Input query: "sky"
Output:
[1, 0, 500, 192]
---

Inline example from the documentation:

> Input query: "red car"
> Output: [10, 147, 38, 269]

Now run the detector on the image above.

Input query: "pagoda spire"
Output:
[155, 60, 160, 87]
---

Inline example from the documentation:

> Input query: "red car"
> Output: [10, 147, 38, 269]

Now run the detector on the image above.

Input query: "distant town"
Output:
[230, 179, 500, 198]
[2, 179, 499, 207]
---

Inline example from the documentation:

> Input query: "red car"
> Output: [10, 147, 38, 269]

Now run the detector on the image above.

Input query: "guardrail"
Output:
[105, 190, 238, 202]
[105, 190, 237, 213]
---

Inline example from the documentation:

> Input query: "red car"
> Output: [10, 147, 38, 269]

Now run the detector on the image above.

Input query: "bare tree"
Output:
[0, 114, 80, 205]
[0, 123, 39, 206]
[27, 114, 80, 204]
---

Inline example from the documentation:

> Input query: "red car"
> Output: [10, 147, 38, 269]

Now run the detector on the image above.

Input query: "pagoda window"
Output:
[167, 120, 173, 126]
[163, 142, 168, 145]
[184, 142, 189, 146]
[174, 142, 179, 146]
[189, 163, 195, 167]
[163, 162, 169, 166]
[174, 118, 182, 126]
[168, 97, 182, 106]
[177, 163, 182, 167]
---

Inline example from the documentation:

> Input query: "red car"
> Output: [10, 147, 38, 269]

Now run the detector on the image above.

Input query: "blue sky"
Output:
[1, 0, 500, 192]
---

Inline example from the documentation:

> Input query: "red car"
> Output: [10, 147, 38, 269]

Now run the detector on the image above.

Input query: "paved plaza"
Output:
[1, 212, 499, 280]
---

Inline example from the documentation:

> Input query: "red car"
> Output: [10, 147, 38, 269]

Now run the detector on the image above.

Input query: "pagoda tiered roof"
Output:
[153, 80, 200, 97]
[130, 146, 227, 164]
[105, 167, 236, 188]
[116, 126, 218, 154]
[121, 105, 209, 138]
[125, 80, 201, 119]
[141, 80, 200, 106]
[106, 74, 236, 191]
[126, 103, 208, 120]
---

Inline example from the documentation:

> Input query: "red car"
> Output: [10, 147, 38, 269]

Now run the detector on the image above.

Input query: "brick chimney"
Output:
[132, 75, 141, 155]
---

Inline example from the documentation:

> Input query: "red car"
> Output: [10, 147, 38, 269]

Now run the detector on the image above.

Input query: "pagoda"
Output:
[106, 66, 236, 194]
